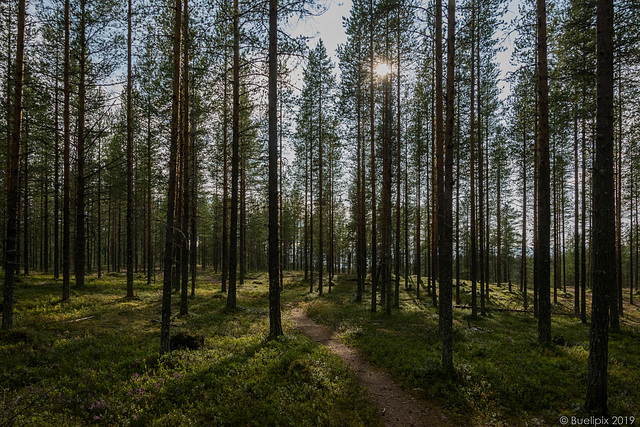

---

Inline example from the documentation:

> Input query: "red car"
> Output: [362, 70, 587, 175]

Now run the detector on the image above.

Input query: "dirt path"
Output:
[289, 307, 455, 427]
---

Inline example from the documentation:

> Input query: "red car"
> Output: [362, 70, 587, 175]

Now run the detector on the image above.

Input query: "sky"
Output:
[287, 0, 521, 100]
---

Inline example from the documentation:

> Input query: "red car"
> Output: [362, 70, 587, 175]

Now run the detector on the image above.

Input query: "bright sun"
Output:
[375, 63, 390, 77]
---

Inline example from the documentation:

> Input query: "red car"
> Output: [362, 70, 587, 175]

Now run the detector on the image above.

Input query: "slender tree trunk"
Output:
[496, 155, 502, 290]
[522, 115, 527, 308]
[97, 135, 102, 278]
[536, 0, 551, 343]
[382, 24, 392, 315]
[239, 157, 246, 285]
[304, 126, 309, 282]
[54, 47, 60, 280]
[180, 0, 190, 316]
[435, 0, 444, 320]
[222, 49, 229, 293]
[440, 0, 455, 372]
[629, 172, 634, 305]
[478, 20, 485, 316]
[75, 0, 87, 289]
[310, 118, 314, 292]
[394, 8, 402, 309]
[227, 0, 240, 309]
[455, 91, 461, 304]
[586, 0, 614, 412]
[190, 110, 197, 297]
[268, 0, 283, 336]
[161, 0, 182, 353]
[581, 115, 587, 324]
[2, 0, 25, 329]
[44, 147, 49, 273]
[370, 0, 378, 312]
[553, 146, 558, 304]
[23, 113, 28, 276]
[416, 123, 421, 297]
[356, 87, 363, 301]
[4, 11, 11, 276]
[279, 92, 284, 290]
[126, 0, 134, 297]
[470, 3, 477, 316]
[574, 112, 580, 314]
[318, 82, 324, 296]
[147, 97, 153, 285]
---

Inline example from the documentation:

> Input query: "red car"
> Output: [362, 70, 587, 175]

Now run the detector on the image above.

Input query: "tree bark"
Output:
[222, 47, 229, 293]
[536, 0, 551, 343]
[574, 111, 580, 315]
[75, 0, 87, 289]
[180, 0, 190, 316]
[586, 0, 614, 413]
[227, 0, 240, 309]
[369, 0, 378, 312]
[268, 0, 283, 337]
[470, 2, 477, 317]
[161, 0, 182, 353]
[440, 0, 455, 373]
[126, 0, 134, 297]
[2, 0, 26, 329]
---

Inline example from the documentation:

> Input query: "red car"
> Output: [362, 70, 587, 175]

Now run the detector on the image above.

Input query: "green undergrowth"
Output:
[284, 274, 640, 426]
[0, 272, 380, 426]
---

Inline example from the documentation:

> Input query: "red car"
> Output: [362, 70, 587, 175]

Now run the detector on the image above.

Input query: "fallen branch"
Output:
[65, 316, 94, 323]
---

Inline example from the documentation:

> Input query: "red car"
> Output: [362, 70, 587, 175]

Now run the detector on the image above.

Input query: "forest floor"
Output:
[286, 272, 640, 426]
[1, 269, 639, 426]
[289, 306, 454, 427]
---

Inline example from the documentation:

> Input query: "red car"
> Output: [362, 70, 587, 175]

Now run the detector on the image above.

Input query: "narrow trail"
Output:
[289, 307, 455, 427]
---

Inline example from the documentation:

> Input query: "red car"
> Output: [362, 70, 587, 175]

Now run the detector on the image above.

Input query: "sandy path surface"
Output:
[289, 307, 455, 427]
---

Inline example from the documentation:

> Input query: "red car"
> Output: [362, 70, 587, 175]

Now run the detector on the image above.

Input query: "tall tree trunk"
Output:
[268, 0, 282, 336]
[23, 113, 28, 276]
[304, 123, 309, 282]
[180, 0, 190, 316]
[522, 115, 527, 309]
[239, 157, 246, 285]
[455, 91, 461, 303]
[440, 0, 455, 373]
[369, 0, 378, 312]
[2, 0, 25, 329]
[75, 0, 87, 289]
[222, 49, 229, 293]
[469, 2, 477, 317]
[126, 0, 134, 297]
[97, 135, 102, 278]
[227, 0, 239, 309]
[536, 0, 551, 343]
[394, 6, 402, 309]
[309, 117, 314, 292]
[382, 23, 392, 315]
[161, 0, 182, 353]
[356, 85, 363, 301]
[54, 46, 60, 280]
[496, 155, 502, 290]
[279, 92, 284, 290]
[581, 115, 587, 324]
[574, 111, 580, 314]
[147, 96, 153, 285]
[416, 122, 421, 297]
[629, 171, 634, 305]
[435, 0, 444, 320]
[318, 82, 324, 296]
[44, 144, 49, 273]
[477, 15, 485, 316]
[190, 107, 197, 297]
[586, 0, 614, 412]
